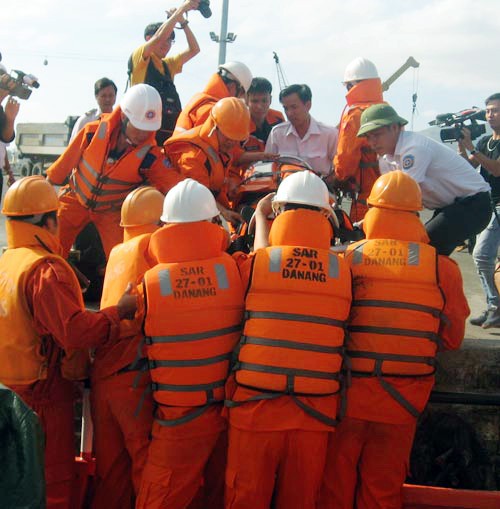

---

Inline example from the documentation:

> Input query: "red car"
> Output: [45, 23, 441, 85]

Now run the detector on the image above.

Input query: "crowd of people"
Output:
[0, 0, 499, 508]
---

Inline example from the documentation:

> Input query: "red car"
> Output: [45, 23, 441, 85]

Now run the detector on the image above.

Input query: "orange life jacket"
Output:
[94, 232, 154, 377]
[0, 223, 87, 385]
[70, 107, 156, 211]
[143, 222, 244, 410]
[336, 79, 384, 196]
[233, 210, 351, 397]
[346, 238, 445, 414]
[174, 73, 230, 133]
[164, 121, 227, 195]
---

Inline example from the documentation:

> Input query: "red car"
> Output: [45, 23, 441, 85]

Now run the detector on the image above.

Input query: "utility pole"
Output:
[209, 0, 237, 65]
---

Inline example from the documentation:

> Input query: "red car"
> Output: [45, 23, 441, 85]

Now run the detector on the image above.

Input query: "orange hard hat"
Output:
[2, 176, 59, 216]
[367, 170, 422, 212]
[120, 186, 164, 227]
[210, 97, 250, 141]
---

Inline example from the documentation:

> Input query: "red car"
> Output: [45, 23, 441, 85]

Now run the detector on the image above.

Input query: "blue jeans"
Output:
[472, 206, 500, 310]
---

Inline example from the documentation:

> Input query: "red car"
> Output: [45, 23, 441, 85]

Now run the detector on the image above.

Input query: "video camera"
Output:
[429, 107, 486, 143]
[198, 0, 212, 18]
[0, 68, 40, 100]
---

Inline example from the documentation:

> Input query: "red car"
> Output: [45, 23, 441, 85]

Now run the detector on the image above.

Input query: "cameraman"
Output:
[459, 93, 500, 328]
[129, 0, 201, 144]
[0, 65, 20, 143]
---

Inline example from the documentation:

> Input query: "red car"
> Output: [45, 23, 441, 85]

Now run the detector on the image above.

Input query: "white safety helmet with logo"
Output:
[161, 178, 220, 223]
[218, 61, 253, 93]
[120, 84, 162, 131]
[343, 57, 379, 83]
[272, 170, 333, 217]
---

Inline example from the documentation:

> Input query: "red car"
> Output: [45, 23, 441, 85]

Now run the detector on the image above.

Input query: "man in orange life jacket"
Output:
[165, 97, 250, 226]
[329, 57, 384, 222]
[129, 0, 201, 144]
[238, 77, 284, 162]
[46, 84, 182, 260]
[228, 77, 284, 189]
[225, 171, 352, 509]
[0, 176, 137, 509]
[173, 60, 253, 135]
[90, 186, 164, 509]
[135, 178, 245, 509]
[318, 171, 469, 509]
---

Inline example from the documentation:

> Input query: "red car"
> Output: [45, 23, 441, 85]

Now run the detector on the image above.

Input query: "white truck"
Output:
[15, 116, 78, 176]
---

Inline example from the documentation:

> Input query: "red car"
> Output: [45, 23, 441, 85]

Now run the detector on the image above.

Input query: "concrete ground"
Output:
[0, 176, 499, 341]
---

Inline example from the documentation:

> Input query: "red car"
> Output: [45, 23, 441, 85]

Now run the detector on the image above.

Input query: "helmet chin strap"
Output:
[121, 117, 136, 146]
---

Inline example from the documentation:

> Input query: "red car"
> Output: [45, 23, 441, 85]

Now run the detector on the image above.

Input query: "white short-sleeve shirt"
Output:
[70, 108, 101, 141]
[265, 116, 338, 176]
[378, 131, 490, 210]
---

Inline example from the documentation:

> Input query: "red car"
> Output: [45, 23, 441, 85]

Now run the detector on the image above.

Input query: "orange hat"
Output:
[210, 97, 250, 141]
[367, 170, 422, 212]
[2, 176, 59, 216]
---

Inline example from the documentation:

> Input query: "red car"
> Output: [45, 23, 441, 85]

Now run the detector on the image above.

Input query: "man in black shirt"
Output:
[459, 93, 500, 328]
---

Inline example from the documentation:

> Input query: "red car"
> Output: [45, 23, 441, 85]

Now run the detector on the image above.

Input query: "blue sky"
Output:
[2, 0, 498, 132]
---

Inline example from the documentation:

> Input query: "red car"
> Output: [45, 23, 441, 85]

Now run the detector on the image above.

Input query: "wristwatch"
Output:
[470, 149, 477, 155]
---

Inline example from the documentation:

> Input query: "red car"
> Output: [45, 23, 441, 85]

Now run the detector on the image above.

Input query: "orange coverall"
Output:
[165, 116, 233, 208]
[174, 73, 231, 134]
[318, 208, 470, 509]
[334, 78, 384, 222]
[90, 225, 159, 509]
[136, 221, 244, 509]
[46, 108, 181, 259]
[226, 209, 352, 509]
[4, 224, 121, 509]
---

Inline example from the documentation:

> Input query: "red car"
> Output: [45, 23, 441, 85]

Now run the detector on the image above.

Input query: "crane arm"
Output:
[273, 51, 289, 91]
[382, 56, 420, 92]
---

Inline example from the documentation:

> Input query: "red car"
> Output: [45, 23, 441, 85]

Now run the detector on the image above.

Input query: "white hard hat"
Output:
[272, 170, 332, 216]
[120, 84, 162, 131]
[161, 179, 220, 223]
[343, 57, 379, 83]
[218, 61, 253, 93]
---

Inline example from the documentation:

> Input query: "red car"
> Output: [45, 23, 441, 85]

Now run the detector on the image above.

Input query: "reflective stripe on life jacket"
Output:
[234, 245, 351, 396]
[143, 254, 244, 408]
[347, 239, 444, 378]
[70, 109, 154, 210]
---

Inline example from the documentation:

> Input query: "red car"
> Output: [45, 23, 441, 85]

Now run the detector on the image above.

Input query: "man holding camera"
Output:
[459, 93, 500, 328]
[129, 0, 201, 144]
[357, 103, 492, 256]
[0, 63, 20, 144]
[0, 63, 20, 202]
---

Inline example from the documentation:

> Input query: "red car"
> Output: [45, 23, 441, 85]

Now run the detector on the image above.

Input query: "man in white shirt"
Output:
[265, 84, 338, 176]
[70, 77, 117, 140]
[357, 103, 491, 255]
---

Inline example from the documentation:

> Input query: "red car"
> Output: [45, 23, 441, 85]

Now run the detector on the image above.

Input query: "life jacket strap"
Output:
[246, 310, 346, 329]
